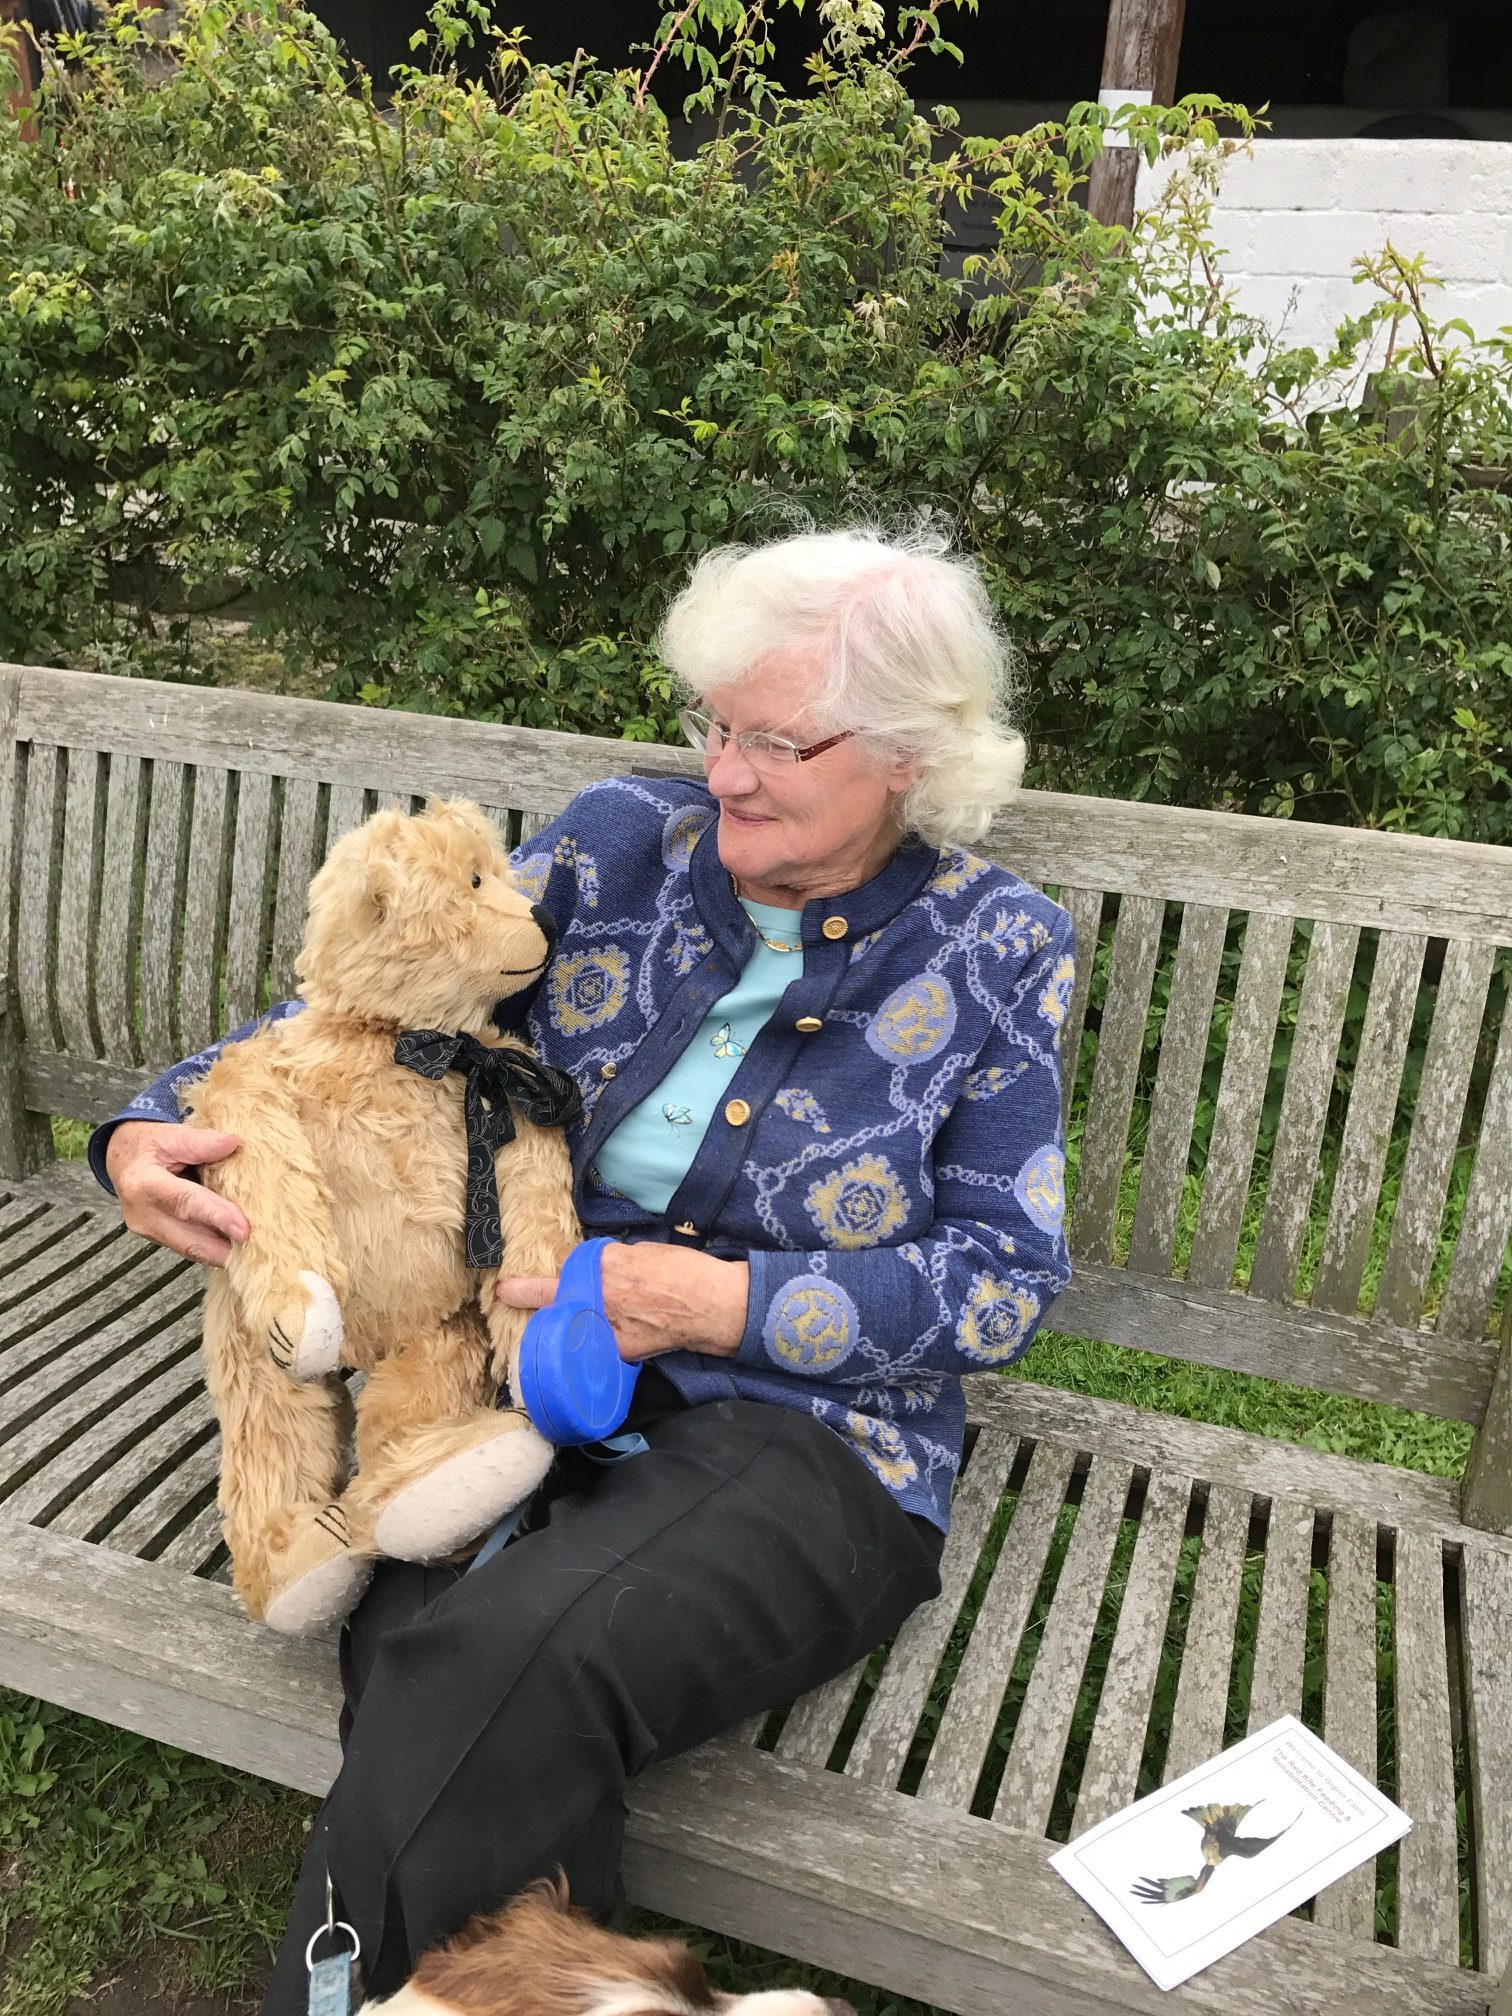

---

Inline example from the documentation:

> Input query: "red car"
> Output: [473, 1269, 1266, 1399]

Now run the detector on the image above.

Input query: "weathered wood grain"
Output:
[1247, 1496, 1315, 1733]
[972, 1377, 1505, 1550]
[20, 1050, 151, 1125]
[16, 740, 60, 1052]
[1055, 887, 1104, 1130]
[0, 1216, 131, 1333]
[1392, 1530, 1460, 1963]
[1161, 1482, 1251, 1782]
[1312, 1511, 1379, 1938]
[54, 748, 101, 1058]
[846, 1429, 1019, 1790]
[98, 1428, 219, 1561]
[1073, 1469, 1192, 1830]
[993, 1454, 1134, 1833]
[324, 784, 368, 847]
[137, 760, 187, 1067]
[1460, 1543, 1512, 1979]
[773, 1659, 868, 1769]
[48, 1388, 214, 1545]
[3, 1314, 205, 1525]
[1462, 1324, 1512, 1534]
[94, 754, 145, 1063]
[0, 676, 52, 1178]
[1187, 911, 1293, 1291]
[178, 767, 230, 1056]
[1047, 1260, 1496, 1422]
[16, 663, 1512, 943]
[1128, 903, 1228, 1277]
[1375, 940, 1496, 1327]
[223, 772, 274, 1029]
[917, 1437, 1077, 1811]
[1250, 921, 1361, 1303]
[1071, 894, 1164, 1263]
[1313, 931, 1428, 1314]
[270, 777, 319, 1003]
[1438, 1001, 1512, 1344]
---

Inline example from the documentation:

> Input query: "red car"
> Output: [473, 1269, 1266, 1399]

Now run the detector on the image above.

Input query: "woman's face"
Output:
[701, 650, 915, 906]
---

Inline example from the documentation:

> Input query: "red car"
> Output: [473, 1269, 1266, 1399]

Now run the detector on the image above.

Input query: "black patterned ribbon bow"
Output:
[394, 1030, 583, 1268]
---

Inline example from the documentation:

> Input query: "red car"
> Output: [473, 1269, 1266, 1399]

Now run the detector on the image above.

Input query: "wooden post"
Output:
[1086, 0, 1188, 230]
[0, 673, 51, 1180]
[1462, 1299, 1512, 1535]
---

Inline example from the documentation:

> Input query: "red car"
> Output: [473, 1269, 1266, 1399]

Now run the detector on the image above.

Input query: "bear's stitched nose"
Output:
[530, 903, 558, 953]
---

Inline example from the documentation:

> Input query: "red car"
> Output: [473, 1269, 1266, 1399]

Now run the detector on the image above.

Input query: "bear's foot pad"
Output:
[263, 1540, 372, 1636]
[374, 1421, 553, 1563]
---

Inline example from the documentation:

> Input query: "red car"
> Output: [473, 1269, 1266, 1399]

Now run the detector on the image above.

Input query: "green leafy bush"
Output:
[1, 0, 1509, 829]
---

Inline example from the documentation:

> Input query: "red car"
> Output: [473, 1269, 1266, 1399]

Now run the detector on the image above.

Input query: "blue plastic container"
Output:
[515, 1238, 639, 1445]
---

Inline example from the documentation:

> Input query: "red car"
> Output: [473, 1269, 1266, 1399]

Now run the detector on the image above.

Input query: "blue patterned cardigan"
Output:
[90, 775, 1075, 1532]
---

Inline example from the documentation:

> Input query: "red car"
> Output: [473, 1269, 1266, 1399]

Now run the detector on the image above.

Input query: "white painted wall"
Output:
[1136, 139, 1512, 358]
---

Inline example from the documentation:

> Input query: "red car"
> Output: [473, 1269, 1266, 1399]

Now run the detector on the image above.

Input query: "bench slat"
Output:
[4, 1314, 206, 1526]
[0, 1218, 137, 1336]
[993, 1453, 1134, 1833]
[1071, 894, 1164, 1264]
[1247, 1496, 1315, 1732]
[1393, 1530, 1460, 1963]
[1128, 902, 1228, 1278]
[1049, 1260, 1495, 1422]
[326, 784, 368, 846]
[1313, 932, 1428, 1314]
[1073, 1468, 1192, 1830]
[55, 749, 101, 1059]
[1438, 1003, 1512, 1342]
[772, 1656, 866, 1769]
[179, 768, 231, 1057]
[1375, 940, 1496, 1328]
[95, 754, 145, 1063]
[1162, 1482, 1251, 1782]
[224, 771, 274, 1028]
[16, 740, 60, 1051]
[1188, 910, 1293, 1291]
[139, 760, 188, 1067]
[1461, 1542, 1512, 1977]
[1055, 886, 1103, 1131]
[1313, 1510, 1379, 1938]
[1250, 921, 1361, 1303]
[98, 1429, 219, 1561]
[271, 778, 320, 1003]
[845, 1427, 1019, 1791]
[0, 1198, 95, 1275]
[917, 1436, 1076, 1811]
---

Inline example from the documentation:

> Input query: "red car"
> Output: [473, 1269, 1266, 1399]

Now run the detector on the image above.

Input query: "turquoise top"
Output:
[592, 898, 803, 1214]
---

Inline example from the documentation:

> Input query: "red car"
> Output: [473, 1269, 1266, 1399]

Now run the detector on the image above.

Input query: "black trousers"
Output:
[263, 1369, 945, 2011]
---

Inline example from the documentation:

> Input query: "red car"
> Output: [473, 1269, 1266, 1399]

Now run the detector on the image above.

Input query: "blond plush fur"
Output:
[186, 801, 581, 1632]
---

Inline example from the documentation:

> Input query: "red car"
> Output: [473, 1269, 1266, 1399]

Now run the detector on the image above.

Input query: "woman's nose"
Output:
[705, 736, 760, 794]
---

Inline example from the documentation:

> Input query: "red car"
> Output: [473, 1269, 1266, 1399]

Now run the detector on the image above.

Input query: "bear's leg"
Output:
[345, 1311, 553, 1564]
[185, 1069, 347, 1382]
[203, 1280, 372, 1635]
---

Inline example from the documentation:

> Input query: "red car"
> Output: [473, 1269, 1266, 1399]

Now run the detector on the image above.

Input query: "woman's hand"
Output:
[496, 1242, 750, 1361]
[105, 1121, 249, 1266]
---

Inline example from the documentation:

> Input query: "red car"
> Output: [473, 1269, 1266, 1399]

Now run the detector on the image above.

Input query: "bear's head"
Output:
[296, 799, 556, 1035]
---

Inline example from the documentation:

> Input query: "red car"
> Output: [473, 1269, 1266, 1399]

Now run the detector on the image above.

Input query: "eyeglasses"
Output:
[680, 707, 854, 770]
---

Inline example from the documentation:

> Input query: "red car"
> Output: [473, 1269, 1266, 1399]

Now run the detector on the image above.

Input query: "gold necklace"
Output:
[731, 877, 803, 954]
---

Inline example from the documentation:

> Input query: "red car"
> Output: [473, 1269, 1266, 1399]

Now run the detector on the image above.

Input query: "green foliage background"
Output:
[2, 0, 1509, 831]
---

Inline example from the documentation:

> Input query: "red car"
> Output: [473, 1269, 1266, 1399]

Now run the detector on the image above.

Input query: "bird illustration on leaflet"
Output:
[1131, 1802, 1300, 1905]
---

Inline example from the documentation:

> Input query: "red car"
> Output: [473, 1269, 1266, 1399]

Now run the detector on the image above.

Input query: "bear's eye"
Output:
[471, 873, 481, 889]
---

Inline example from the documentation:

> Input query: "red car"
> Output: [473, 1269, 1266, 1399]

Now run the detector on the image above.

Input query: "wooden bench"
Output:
[1, 660, 1509, 2016]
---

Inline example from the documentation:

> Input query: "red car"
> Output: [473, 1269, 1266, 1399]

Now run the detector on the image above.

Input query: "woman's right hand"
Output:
[105, 1122, 250, 1265]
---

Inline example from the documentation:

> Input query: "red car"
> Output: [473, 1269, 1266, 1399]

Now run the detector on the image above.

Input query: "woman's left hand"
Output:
[495, 1242, 750, 1361]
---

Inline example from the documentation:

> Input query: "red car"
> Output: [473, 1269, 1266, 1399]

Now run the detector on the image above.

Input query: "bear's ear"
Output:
[359, 848, 400, 926]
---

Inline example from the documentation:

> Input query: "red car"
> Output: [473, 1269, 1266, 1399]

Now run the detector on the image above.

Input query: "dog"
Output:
[363, 1881, 856, 2015]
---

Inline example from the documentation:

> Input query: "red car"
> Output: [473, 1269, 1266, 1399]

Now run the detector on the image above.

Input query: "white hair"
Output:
[656, 523, 1026, 850]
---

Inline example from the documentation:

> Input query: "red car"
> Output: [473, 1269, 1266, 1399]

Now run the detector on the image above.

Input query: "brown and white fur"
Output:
[186, 800, 580, 1634]
[363, 1882, 855, 2016]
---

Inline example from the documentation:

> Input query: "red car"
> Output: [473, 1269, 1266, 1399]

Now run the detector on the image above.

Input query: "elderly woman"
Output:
[94, 526, 1074, 2011]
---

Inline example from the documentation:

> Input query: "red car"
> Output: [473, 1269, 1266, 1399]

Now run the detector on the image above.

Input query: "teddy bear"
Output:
[182, 799, 583, 1635]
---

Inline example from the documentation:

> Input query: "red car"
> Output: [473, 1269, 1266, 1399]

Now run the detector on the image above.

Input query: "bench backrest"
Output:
[5, 662, 1511, 1433]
